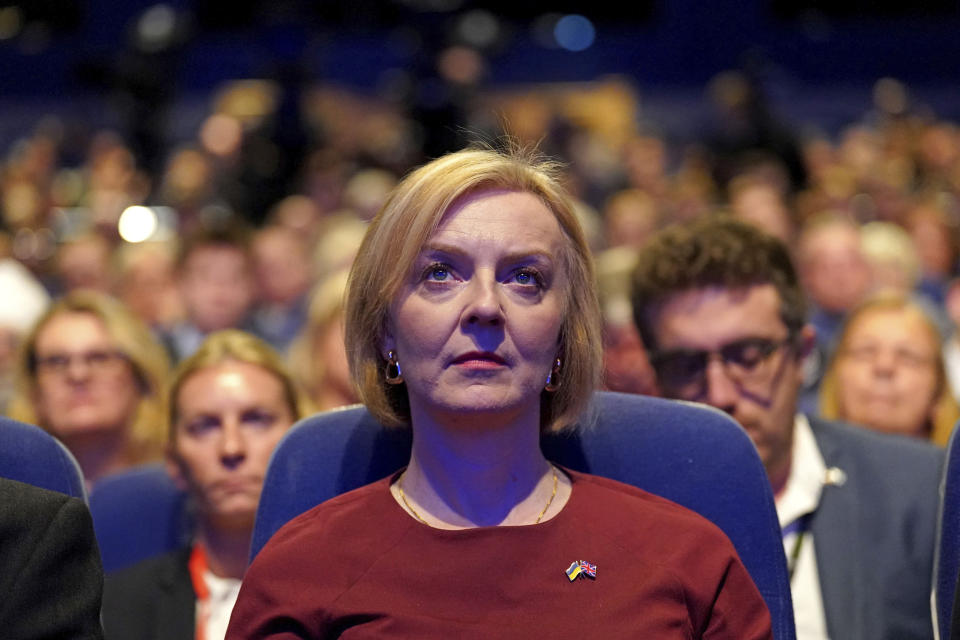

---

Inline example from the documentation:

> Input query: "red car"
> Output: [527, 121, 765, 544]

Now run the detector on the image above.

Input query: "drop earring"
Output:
[385, 350, 404, 384]
[544, 358, 562, 392]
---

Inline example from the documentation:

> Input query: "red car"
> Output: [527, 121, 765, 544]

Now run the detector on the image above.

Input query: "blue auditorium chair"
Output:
[89, 464, 190, 573]
[934, 423, 960, 639]
[251, 391, 796, 639]
[0, 416, 85, 499]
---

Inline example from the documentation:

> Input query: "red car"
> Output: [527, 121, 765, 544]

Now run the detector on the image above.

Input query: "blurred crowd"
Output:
[3, 68, 960, 487]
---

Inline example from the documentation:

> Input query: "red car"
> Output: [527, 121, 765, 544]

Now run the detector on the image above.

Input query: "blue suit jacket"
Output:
[808, 417, 942, 640]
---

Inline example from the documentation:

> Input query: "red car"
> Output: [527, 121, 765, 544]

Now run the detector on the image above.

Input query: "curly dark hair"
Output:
[630, 215, 806, 350]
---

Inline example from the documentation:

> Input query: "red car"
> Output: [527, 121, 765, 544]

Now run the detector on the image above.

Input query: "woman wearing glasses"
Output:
[227, 147, 771, 638]
[9, 290, 170, 487]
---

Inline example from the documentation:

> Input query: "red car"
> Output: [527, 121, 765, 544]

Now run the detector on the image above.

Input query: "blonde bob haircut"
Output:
[165, 329, 313, 442]
[345, 146, 603, 432]
[819, 293, 960, 446]
[9, 290, 171, 465]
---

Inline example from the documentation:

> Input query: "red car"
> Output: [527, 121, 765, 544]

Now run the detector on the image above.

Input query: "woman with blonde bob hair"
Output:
[103, 329, 310, 639]
[819, 292, 960, 445]
[228, 146, 771, 638]
[9, 290, 170, 486]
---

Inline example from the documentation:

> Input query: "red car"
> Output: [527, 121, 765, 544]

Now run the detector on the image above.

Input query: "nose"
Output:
[219, 420, 246, 469]
[870, 350, 897, 377]
[462, 273, 504, 327]
[702, 357, 740, 414]
[64, 357, 93, 383]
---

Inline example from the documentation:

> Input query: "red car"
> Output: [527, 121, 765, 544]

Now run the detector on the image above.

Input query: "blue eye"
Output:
[423, 263, 452, 282]
[511, 268, 543, 288]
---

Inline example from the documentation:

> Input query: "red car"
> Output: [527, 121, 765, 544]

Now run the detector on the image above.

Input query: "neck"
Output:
[195, 522, 252, 580]
[403, 403, 552, 527]
[60, 430, 131, 488]
[768, 452, 792, 499]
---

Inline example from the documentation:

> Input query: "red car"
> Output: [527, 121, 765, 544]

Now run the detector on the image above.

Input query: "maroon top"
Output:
[227, 469, 772, 639]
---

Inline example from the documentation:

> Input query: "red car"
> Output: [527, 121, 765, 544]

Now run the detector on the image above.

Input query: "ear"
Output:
[796, 324, 816, 361]
[380, 319, 396, 359]
[164, 448, 190, 493]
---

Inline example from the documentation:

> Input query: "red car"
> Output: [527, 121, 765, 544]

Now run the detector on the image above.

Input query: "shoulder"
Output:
[246, 474, 410, 591]
[104, 548, 190, 592]
[0, 477, 73, 520]
[809, 417, 944, 473]
[566, 470, 739, 561]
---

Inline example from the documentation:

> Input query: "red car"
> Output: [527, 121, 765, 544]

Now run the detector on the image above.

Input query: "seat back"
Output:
[934, 421, 960, 639]
[0, 417, 85, 500]
[89, 464, 190, 573]
[252, 391, 796, 640]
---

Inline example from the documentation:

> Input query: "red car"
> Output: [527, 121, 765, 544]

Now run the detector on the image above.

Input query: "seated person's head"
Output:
[819, 293, 959, 444]
[10, 291, 170, 482]
[796, 213, 871, 315]
[288, 270, 356, 411]
[251, 225, 312, 307]
[631, 216, 813, 486]
[165, 330, 310, 532]
[344, 146, 603, 432]
[177, 225, 255, 333]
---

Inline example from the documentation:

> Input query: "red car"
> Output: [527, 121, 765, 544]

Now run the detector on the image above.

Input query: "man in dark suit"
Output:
[631, 216, 942, 639]
[0, 476, 105, 639]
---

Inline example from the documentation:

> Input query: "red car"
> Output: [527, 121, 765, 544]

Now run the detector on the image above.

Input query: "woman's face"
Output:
[169, 360, 294, 531]
[385, 189, 567, 428]
[33, 311, 142, 440]
[834, 308, 940, 437]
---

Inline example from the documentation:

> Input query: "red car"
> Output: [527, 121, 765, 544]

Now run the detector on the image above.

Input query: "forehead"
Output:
[36, 311, 111, 349]
[846, 307, 935, 344]
[427, 189, 565, 254]
[652, 284, 787, 349]
[177, 361, 285, 410]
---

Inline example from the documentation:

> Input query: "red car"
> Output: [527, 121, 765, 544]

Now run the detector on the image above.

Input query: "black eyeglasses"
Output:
[650, 337, 794, 400]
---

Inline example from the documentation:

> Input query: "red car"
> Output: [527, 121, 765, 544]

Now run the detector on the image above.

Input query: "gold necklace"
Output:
[397, 466, 559, 526]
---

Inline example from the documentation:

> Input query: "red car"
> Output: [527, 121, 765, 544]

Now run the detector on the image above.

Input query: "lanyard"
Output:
[188, 544, 210, 640]
[782, 514, 810, 581]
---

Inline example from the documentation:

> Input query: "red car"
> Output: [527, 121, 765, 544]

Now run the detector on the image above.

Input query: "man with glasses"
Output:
[631, 216, 942, 640]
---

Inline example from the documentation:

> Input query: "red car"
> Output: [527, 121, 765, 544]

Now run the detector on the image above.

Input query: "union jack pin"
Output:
[565, 560, 597, 581]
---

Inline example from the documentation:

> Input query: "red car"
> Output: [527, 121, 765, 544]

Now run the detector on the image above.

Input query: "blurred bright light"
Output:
[457, 10, 499, 48]
[554, 14, 595, 52]
[118, 206, 159, 243]
[137, 4, 176, 53]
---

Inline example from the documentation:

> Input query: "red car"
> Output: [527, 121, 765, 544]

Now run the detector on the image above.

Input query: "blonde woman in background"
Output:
[819, 293, 960, 445]
[9, 290, 170, 486]
[287, 269, 357, 411]
[102, 329, 311, 640]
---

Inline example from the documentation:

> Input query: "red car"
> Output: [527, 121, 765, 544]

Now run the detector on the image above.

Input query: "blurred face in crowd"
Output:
[649, 285, 810, 486]
[833, 307, 939, 438]
[33, 311, 141, 441]
[168, 360, 294, 531]
[798, 222, 870, 314]
[180, 245, 254, 332]
[252, 227, 312, 306]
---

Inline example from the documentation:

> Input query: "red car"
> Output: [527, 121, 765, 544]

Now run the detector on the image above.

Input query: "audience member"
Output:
[631, 216, 943, 639]
[162, 225, 256, 362]
[101, 329, 310, 640]
[819, 293, 960, 445]
[249, 225, 312, 353]
[0, 477, 105, 639]
[0, 258, 50, 411]
[227, 148, 772, 638]
[55, 232, 114, 295]
[114, 241, 184, 332]
[8, 291, 170, 487]
[287, 270, 357, 410]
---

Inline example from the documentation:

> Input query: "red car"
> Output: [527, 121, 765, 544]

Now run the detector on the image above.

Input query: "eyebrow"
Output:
[419, 242, 556, 266]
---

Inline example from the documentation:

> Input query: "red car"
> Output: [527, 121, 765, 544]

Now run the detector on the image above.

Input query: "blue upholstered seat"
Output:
[934, 421, 960, 639]
[251, 391, 796, 639]
[89, 464, 190, 573]
[0, 417, 85, 500]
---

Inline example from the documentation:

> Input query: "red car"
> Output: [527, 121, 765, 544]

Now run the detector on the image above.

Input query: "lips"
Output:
[451, 351, 507, 367]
